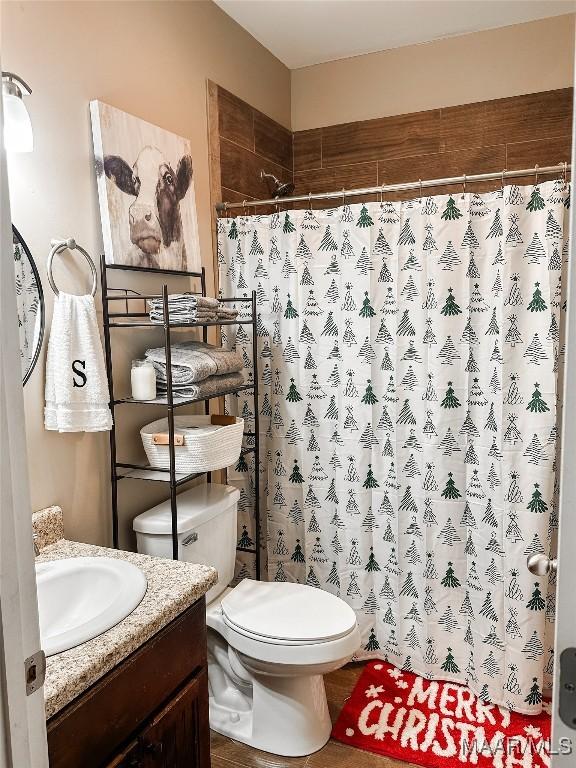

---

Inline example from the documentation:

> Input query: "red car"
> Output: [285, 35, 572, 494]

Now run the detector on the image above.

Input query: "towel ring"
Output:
[47, 238, 97, 297]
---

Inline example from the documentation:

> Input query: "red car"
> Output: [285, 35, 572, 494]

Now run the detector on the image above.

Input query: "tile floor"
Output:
[210, 663, 420, 768]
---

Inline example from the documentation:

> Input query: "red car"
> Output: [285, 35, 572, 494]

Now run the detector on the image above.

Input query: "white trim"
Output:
[0, 58, 48, 766]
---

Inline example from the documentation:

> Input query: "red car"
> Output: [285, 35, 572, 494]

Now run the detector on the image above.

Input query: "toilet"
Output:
[133, 483, 360, 757]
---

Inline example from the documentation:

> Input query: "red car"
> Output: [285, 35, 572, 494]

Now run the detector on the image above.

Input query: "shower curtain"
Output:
[218, 179, 569, 714]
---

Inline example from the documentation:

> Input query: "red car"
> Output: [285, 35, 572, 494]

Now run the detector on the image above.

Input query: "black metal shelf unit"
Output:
[100, 256, 261, 578]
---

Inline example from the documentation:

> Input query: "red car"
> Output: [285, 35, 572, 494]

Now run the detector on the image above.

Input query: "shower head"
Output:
[260, 170, 295, 198]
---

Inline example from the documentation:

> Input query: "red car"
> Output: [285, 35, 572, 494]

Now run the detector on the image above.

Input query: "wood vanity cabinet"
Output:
[47, 598, 211, 768]
[106, 672, 208, 768]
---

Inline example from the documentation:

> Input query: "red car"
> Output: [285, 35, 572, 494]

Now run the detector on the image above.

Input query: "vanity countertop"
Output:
[33, 506, 217, 719]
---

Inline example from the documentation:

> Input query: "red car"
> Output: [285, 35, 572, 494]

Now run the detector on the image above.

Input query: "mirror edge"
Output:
[12, 224, 45, 386]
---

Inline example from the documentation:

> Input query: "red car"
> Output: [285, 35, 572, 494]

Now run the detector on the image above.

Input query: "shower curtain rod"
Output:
[215, 162, 571, 212]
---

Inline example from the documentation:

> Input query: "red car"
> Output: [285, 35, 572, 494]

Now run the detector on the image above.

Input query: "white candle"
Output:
[131, 360, 156, 400]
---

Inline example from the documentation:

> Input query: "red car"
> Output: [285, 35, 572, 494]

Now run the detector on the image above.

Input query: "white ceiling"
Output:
[214, 0, 575, 69]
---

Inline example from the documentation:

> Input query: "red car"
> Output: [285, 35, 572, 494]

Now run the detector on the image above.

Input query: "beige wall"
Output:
[2, 0, 290, 546]
[291, 15, 575, 131]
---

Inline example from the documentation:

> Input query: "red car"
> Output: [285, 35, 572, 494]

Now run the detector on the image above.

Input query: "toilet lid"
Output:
[221, 579, 357, 643]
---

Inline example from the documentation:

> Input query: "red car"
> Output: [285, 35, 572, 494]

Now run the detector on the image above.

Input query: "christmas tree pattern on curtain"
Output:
[218, 180, 569, 714]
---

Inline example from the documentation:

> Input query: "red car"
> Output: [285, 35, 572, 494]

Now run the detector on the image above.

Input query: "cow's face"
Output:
[104, 147, 192, 256]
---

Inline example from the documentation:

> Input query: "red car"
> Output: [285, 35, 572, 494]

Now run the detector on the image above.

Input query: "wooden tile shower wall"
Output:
[211, 86, 572, 211]
[210, 84, 293, 206]
[292, 88, 573, 201]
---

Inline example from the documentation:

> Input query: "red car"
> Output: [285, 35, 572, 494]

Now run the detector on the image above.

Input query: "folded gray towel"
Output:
[186, 342, 243, 375]
[146, 341, 244, 385]
[147, 293, 240, 325]
[148, 293, 221, 324]
[217, 307, 239, 318]
[149, 310, 218, 323]
[157, 371, 245, 400]
[148, 293, 219, 308]
[193, 311, 219, 319]
[195, 296, 220, 309]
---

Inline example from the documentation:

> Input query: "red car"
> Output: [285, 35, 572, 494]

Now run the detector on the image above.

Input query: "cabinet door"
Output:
[106, 739, 142, 768]
[139, 669, 210, 768]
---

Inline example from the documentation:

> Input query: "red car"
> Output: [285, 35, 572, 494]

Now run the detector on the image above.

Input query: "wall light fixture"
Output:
[2, 72, 33, 153]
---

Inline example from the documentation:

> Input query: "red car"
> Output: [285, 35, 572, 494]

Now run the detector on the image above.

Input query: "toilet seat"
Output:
[221, 579, 357, 644]
[208, 581, 360, 666]
[222, 620, 349, 646]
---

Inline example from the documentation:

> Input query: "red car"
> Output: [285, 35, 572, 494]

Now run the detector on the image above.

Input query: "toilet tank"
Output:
[133, 483, 239, 604]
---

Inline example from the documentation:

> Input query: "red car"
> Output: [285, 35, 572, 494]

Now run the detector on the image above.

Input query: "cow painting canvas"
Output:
[90, 101, 200, 271]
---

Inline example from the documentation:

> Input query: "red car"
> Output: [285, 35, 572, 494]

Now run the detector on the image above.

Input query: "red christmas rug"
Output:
[332, 661, 551, 768]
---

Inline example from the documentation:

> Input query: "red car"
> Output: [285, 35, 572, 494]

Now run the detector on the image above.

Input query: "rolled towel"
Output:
[156, 371, 245, 400]
[148, 292, 199, 304]
[184, 342, 244, 375]
[151, 311, 218, 320]
[146, 341, 243, 385]
[217, 306, 239, 318]
[147, 294, 240, 325]
[194, 296, 220, 309]
[149, 309, 218, 325]
[148, 293, 219, 312]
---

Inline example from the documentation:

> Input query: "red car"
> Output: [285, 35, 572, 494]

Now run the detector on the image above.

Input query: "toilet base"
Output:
[209, 665, 332, 757]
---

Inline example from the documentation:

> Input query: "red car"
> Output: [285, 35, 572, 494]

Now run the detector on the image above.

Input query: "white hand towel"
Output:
[44, 293, 113, 432]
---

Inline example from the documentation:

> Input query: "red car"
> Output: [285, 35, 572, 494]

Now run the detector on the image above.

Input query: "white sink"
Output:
[36, 557, 147, 656]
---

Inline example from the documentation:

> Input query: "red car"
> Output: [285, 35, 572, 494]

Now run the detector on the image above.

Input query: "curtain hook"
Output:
[242, 199, 247, 217]
[308, 191, 313, 211]
[380, 183, 385, 205]
[535, 164, 539, 186]
[562, 161, 568, 188]
[418, 179, 422, 202]
[342, 188, 346, 207]
[501, 168, 506, 190]
[462, 173, 466, 195]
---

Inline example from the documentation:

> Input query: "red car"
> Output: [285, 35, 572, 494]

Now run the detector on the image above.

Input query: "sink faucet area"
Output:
[36, 557, 148, 656]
